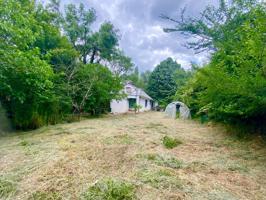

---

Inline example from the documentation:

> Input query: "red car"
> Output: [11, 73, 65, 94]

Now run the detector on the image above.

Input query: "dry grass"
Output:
[0, 112, 265, 200]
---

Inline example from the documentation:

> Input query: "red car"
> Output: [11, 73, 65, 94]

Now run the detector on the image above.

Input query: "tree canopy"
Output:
[0, 0, 130, 129]
[147, 58, 190, 107]
[165, 0, 266, 133]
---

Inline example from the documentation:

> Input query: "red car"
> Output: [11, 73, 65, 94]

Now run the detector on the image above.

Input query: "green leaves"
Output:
[176, 1, 266, 130]
[147, 58, 190, 107]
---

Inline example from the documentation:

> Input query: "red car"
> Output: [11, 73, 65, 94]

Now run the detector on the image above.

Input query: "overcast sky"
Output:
[45, 0, 219, 71]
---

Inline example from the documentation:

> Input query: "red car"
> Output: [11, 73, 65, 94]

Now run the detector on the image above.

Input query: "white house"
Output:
[111, 82, 155, 114]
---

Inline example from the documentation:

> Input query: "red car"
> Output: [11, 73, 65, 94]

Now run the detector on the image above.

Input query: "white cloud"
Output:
[50, 0, 218, 71]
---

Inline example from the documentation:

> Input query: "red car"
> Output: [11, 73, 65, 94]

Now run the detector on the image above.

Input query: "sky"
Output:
[44, 0, 219, 71]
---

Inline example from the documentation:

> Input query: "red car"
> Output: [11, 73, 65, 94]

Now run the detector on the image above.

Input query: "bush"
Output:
[174, 2, 266, 134]
[81, 178, 136, 200]
[162, 136, 182, 149]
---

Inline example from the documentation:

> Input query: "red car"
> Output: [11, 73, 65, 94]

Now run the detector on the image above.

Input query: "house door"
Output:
[128, 98, 136, 110]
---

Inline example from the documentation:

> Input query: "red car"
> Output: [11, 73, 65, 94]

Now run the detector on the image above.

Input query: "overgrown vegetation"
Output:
[162, 136, 183, 149]
[0, 0, 132, 130]
[81, 179, 136, 200]
[164, 0, 266, 134]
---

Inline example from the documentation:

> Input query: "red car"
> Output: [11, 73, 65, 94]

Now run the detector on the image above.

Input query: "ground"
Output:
[0, 112, 265, 200]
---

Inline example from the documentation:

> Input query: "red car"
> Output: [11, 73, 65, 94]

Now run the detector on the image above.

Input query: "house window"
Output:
[126, 87, 132, 93]
[145, 100, 148, 107]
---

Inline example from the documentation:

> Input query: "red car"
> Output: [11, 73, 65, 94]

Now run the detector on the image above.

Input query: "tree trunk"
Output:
[82, 55, 87, 64]
[90, 48, 96, 64]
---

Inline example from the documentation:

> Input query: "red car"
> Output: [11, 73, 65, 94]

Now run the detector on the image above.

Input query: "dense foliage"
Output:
[147, 58, 191, 107]
[165, 0, 266, 133]
[0, 0, 129, 129]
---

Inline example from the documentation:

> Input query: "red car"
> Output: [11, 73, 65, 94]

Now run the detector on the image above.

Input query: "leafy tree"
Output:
[89, 22, 119, 64]
[0, 0, 131, 130]
[63, 3, 96, 64]
[109, 49, 133, 76]
[0, 0, 57, 128]
[70, 64, 123, 115]
[162, 0, 263, 53]
[147, 58, 189, 107]
[63, 4, 121, 65]
[167, 0, 266, 132]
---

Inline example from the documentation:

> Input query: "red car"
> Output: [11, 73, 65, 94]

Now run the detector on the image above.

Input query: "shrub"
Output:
[162, 136, 182, 149]
[81, 178, 136, 200]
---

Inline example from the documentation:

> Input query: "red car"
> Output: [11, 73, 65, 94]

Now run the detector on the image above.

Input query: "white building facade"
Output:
[111, 82, 155, 114]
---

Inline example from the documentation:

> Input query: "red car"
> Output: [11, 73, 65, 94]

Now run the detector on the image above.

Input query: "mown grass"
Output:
[0, 112, 265, 199]
[81, 178, 136, 200]
[104, 134, 134, 145]
[145, 123, 165, 129]
[162, 136, 182, 149]
[185, 161, 208, 172]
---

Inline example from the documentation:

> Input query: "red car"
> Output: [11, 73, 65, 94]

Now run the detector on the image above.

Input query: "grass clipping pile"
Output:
[0, 112, 265, 199]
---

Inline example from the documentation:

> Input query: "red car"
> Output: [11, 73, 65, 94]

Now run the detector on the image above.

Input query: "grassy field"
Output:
[0, 112, 265, 200]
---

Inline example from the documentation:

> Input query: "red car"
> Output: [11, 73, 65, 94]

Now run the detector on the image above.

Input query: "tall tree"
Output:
[162, 0, 263, 53]
[88, 22, 119, 64]
[147, 58, 183, 106]
[63, 4, 120, 64]
[63, 3, 96, 64]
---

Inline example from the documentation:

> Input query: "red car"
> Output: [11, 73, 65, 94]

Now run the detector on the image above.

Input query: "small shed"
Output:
[165, 101, 191, 119]
[110, 81, 155, 114]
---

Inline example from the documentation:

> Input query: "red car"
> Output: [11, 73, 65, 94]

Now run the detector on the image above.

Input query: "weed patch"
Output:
[28, 191, 62, 200]
[0, 178, 16, 198]
[138, 168, 182, 189]
[19, 139, 33, 147]
[81, 178, 136, 200]
[162, 136, 182, 149]
[143, 154, 183, 169]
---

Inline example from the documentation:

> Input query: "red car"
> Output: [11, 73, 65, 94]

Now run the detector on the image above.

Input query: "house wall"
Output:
[110, 99, 129, 114]
[139, 98, 152, 112]
[110, 97, 153, 114]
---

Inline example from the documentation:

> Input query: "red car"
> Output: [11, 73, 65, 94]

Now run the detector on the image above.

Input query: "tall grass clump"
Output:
[162, 136, 182, 149]
[81, 178, 136, 200]
[0, 178, 16, 198]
